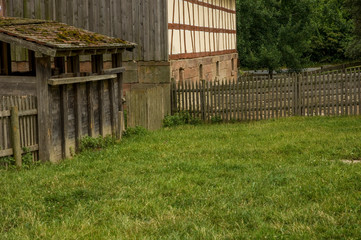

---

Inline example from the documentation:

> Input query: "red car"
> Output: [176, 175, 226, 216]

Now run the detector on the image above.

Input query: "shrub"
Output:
[123, 126, 148, 138]
[80, 135, 116, 151]
[211, 115, 223, 124]
[163, 111, 202, 127]
[0, 147, 36, 170]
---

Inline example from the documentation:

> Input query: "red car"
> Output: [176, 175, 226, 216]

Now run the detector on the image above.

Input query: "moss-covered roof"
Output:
[0, 17, 136, 56]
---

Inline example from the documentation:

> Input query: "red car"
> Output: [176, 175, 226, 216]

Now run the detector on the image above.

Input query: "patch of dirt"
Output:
[341, 160, 361, 164]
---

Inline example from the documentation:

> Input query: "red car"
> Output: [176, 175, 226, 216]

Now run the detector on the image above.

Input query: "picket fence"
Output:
[0, 95, 38, 167]
[171, 67, 361, 121]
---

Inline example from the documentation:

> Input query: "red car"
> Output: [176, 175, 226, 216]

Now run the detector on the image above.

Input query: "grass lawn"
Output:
[1, 116, 361, 239]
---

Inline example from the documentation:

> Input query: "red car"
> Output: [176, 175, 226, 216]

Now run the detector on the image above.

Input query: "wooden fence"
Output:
[172, 67, 361, 121]
[0, 95, 38, 167]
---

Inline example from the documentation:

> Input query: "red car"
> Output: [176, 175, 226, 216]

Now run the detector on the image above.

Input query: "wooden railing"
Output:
[0, 95, 38, 167]
[172, 66, 361, 121]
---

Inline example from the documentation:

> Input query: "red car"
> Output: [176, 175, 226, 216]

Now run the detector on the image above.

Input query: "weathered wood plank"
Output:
[48, 74, 117, 86]
[36, 56, 52, 162]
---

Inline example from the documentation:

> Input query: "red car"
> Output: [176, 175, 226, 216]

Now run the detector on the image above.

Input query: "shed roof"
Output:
[0, 17, 136, 57]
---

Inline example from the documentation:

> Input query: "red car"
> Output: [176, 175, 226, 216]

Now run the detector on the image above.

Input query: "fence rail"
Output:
[0, 95, 38, 166]
[172, 66, 361, 121]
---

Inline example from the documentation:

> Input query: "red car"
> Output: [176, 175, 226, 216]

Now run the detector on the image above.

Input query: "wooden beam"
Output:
[36, 56, 52, 162]
[0, 33, 57, 57]
[102, 67, 125, 75]
[0, 145, 39, 158]
[48, 74, 117, 86]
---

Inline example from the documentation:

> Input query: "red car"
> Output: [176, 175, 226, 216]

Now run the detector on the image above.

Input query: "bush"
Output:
[123, 126, 148, 138]
[0, 147, 36, 170]
[163, 111, 202, 127]
[80, 135, 116, 151]
[211, 115, 223, 124]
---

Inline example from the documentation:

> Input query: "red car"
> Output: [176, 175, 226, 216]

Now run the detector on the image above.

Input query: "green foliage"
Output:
[123, 126, 148, 138]
[236, 0, 355, 69]
[345, 0, 361, 58]
[1, 117, 361, 238]
[309, 0, 354, 63]
[163, 111, 202, 127]
[210, 115, 223, 124]
[22, 148, 34, 169]
[0, 156, 14, 169]
[237, 0, 314, 73]
[80, 135, 116, 151]
[0, 148, 36, 170]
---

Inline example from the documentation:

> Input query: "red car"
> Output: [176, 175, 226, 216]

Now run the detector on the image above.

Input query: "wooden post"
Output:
[112, 53, 124, 139]
[55, 56, 69, 158]
[60, 84, 69, 159]
[298, 74, 303, 116]
[36, 56, 52, 162]
[118, 111, 125, 139]
[67, 56, 82, 152]
[10, 106, 21, 168]
[201, 79, 206, 121]
[171, 78, 177, 115]
[92, 55, 105, 136]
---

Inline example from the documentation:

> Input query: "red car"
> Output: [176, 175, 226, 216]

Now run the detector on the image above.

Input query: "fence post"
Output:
[293, 74, 299, 116]
[298, 74, 303, 116]
[171, 78, 177, 115]
[200, 80, 206, 121]
[118, 111, 125, 139]
[10, 106, 22, 168]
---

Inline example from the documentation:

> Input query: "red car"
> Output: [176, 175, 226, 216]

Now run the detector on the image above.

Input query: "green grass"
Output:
[1, 116, 361, 239]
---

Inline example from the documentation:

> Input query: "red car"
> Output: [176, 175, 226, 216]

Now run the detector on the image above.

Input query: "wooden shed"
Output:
[1, 0, 237, 130]
[0, 17, 136, 162]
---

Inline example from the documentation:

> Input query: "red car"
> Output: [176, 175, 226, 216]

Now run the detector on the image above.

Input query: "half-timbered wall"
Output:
[168, 0, 237, 60]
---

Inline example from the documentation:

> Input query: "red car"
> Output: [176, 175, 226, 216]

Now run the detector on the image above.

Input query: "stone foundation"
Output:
[170, 53, 238, 82]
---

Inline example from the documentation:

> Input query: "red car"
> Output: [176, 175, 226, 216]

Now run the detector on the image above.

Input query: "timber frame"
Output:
[0, 17, 136, 162]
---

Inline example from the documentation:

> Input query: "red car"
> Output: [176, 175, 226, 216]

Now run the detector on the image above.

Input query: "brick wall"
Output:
[170, 53, 238, 82]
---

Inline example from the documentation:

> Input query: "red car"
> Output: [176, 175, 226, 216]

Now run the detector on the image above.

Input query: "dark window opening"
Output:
[216, 61, 220, 76]
[179, 68, 184, 82]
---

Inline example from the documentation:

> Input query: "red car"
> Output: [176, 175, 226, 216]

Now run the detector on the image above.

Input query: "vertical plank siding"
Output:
[173, 68, 361, 121]
[0, 95, 38, 161]
[5, 0, 168, 62]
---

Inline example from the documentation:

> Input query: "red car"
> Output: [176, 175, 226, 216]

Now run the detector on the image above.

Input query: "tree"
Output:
[236, 0, 355, 71]
[345, 0, 361, 59]
[236, 0, 313, 75]
[309, 0, 353, 63]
